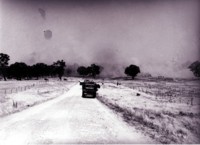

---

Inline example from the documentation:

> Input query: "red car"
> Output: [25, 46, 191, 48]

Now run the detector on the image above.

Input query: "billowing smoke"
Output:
[0, 0, 200, 78]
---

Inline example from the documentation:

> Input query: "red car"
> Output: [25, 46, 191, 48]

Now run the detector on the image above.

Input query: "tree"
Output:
[125, 64, 140, 79]
[188, 61, 200, 77]
[0, 53, 10, 81]
[77, 66, 89, 77]
[53, 60, 66, 80]
[87, 64, 101, 78]
[65, 68, 72, 76]
[9, 62, 28, 80]
[32, 63, 49, 79]
[48, 64, 57, 77]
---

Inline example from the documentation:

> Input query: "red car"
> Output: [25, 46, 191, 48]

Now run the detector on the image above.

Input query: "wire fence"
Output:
[101, 81, 200, 106]
[0, 84, 36, 95]
[134, 86, 199, 106]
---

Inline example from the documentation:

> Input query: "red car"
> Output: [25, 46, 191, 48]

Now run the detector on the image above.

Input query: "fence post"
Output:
[12, 100, 18, 108]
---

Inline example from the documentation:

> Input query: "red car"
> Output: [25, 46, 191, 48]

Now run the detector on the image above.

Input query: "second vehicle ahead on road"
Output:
[80, 80, 100, 98]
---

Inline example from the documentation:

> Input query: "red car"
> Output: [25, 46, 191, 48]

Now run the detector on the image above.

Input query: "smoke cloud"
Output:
[0, 0, 200, 78]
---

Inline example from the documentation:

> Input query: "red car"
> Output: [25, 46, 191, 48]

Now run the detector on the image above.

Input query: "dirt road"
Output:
[0, 83, 154, 144]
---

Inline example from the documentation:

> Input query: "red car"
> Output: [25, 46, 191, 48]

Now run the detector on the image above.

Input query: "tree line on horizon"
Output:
[0, 53, 67, 81]
[0, 53, 141, 81]
[0, 53, 199, 81]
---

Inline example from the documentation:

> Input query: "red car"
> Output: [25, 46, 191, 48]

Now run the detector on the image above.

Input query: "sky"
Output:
[0, 0, 200, 78]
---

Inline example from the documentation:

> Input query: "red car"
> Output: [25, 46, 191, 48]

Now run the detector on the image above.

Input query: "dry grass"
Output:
[0, 80, 76, 117]
[97, 79, 200, 144]
[121, 79, 200, 105]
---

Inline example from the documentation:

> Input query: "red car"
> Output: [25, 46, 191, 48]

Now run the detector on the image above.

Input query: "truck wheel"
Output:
[82, 92, 85, 98]
[93, 93, 96, 98]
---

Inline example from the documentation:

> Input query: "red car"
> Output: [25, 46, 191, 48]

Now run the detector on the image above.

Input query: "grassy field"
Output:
[0, 77, 199, 143]
[120, 78, 200, 105]
[0, 78, 77, 116]
[97, 77, 200, 143]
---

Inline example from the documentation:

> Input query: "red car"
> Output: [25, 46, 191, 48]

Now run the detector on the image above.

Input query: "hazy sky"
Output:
[0, 0, 200, 78]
